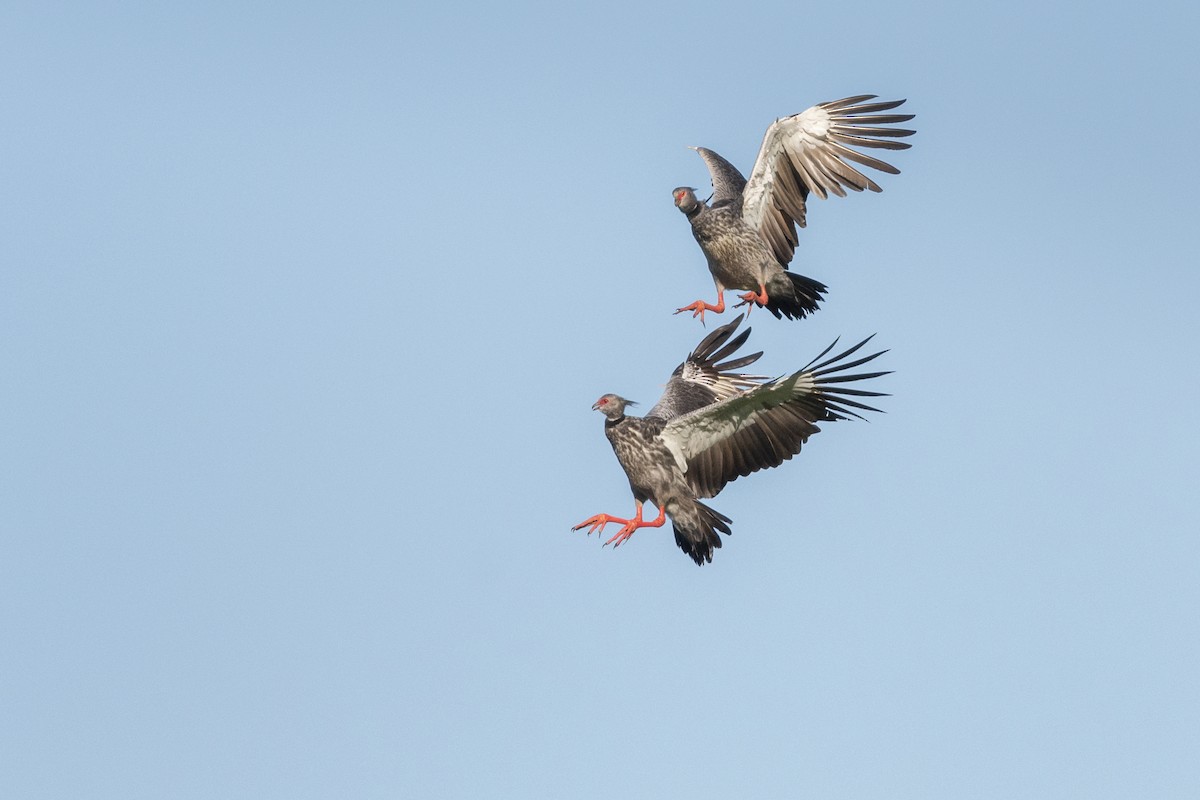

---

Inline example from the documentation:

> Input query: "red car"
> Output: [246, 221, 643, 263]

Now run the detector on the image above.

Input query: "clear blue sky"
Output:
[3, 2, 1198, 798]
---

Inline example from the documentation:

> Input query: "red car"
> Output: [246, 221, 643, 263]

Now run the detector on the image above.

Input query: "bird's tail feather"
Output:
[766, 271, 828, 321]
[672, 500, 732, 566]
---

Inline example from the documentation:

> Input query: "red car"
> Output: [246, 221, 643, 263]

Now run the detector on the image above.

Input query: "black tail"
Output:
[766, 271, 828, 321]
[673, 500, 732, 566]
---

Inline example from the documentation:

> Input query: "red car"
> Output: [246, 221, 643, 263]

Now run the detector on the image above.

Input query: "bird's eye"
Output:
[598, 398, 607, 405]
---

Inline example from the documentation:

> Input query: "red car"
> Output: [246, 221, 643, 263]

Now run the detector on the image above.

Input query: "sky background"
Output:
[3, 1, 1198, 798]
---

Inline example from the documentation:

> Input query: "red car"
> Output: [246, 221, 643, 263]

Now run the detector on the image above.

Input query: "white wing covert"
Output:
[741, 96, 915, 269]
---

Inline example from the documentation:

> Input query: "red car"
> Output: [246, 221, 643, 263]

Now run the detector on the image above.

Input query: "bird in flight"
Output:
[673, 95, 914, 322]
[572, 316, 889, 565]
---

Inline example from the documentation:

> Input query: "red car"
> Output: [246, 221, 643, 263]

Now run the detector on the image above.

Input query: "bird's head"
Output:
[672, 186, 701, 215]
[592, 393, 635, 420]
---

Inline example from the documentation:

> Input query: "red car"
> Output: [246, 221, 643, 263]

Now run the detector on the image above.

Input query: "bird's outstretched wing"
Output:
[660, 336, 890, 499]
[646, 316, 768, 422]
[690, 146, 748, 209]
[741, 96, 915, 268]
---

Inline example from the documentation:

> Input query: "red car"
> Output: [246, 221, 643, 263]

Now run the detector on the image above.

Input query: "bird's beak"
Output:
[591, 400, 602, 411]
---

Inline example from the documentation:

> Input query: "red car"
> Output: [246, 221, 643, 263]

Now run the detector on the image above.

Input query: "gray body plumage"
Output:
[603, 414, 732, 563]
[674, 95, 915, 321]
[678, 187, 827, 320]
[582, 317, 889, 565]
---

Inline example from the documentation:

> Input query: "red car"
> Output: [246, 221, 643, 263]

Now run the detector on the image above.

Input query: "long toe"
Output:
[603, 523, 638, 548]
[674, 300, 707, 320]
[734, 289, 768, 308]
[674, 297, 725, 323]
[572, 513, 628, 536]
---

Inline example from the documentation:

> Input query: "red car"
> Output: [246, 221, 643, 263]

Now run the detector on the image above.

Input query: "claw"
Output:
[673, 294, 726, 323]
[733, 286, 769, 312]
[571, 513, 627, 536]
[604, 523, 638, 548]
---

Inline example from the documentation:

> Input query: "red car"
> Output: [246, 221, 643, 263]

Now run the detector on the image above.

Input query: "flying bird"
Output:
[572, 316, 889, 565]
[673, 95, 915, 322]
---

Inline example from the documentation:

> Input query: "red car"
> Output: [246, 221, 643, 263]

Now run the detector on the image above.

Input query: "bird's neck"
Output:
[604, 414, 626, 429]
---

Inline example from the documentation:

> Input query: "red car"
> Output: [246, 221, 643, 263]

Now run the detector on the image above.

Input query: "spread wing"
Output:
[690, 146, 748, 209]
[741, 96, 915, 268]
[645, 316, 768, 422]
[659, 336, 890, 499]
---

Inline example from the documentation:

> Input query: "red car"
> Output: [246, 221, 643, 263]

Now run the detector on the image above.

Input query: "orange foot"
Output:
[572, 502, 666, 549]
[733, 286, 769, 312]
[674, 294, 725, 323]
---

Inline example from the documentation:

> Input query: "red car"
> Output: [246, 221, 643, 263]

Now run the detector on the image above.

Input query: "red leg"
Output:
[674, 293, 725, 323]
[603, 502, 666, 548]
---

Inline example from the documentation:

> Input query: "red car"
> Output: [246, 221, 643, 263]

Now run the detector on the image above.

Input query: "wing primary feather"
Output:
[832, 113, 916, 125]
[808, 335, 878, 372]
[690, 318, 743, 360]
[827, 141, 906, 174]
[801, 337, 842, 370]
[824, 385, 890, 400]
[830, 132, 913, 152]
[812, 149, 873, 192]
[706, 328, 753, 364]
[815, 350, 890, 376]
[831, 124, 916, 139]
[715, 353, 764, 372]
[818, 94, 879, 110]
[834, 98, 908, 114]
[822, 395, 886, 419]
[817, 370, 893, 385]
